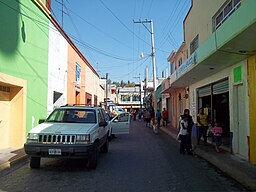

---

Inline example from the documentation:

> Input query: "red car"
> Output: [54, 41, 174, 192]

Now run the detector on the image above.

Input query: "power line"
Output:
[99, 0, 168, 54]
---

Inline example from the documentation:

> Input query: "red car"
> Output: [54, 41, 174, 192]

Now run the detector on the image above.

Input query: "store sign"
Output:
[75, 62, 81, 87]
[176, 52, 197, 78]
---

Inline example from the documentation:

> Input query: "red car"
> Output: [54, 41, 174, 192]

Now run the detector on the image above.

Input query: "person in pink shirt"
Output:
[212, 122, 223, 152]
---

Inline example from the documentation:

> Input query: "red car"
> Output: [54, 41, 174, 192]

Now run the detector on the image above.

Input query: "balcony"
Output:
[170, 0, 256, 88]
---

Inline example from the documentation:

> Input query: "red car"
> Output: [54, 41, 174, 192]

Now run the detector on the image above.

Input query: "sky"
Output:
[51, 0, 191, 83]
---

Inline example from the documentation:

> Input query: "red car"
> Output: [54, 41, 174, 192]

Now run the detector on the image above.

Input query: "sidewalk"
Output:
[160, 124, 256, 192]
[0, 147, 28, 173]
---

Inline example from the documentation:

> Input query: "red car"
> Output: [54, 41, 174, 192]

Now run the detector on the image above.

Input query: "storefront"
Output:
[197, 78, 230, 141]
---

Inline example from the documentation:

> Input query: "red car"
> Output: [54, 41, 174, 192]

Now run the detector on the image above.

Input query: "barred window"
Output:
[190, 35, 199, 55]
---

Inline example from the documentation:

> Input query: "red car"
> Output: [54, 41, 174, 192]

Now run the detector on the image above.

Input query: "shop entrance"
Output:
[197, 79, 230, 146]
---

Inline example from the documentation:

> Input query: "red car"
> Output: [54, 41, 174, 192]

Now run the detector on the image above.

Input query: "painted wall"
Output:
[67, 44, 86, 104]
[248, 55, 256, 164]
[184, 0, 225, 55]
[47, 22, 68, 114]
[85, 65, 100, 105]
[168, 88, 187, 129]
[0, 1, 49, 149]
[229, 61, 249, 158]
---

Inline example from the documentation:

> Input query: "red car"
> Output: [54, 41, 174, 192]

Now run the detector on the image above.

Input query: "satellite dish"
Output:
[140, 52, 144, 58]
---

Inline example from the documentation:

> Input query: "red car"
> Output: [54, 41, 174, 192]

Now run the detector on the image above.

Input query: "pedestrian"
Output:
[178, 113, 188, 154]
[145, 109, 151, 127]
[156, 109, 161, 128]
[138, 110, 142, 121]
[178, 109, 194, 154]
[133, 109, 137, 121]
[162, 108, 168, 127]
[197, 107, 208, 145]
[212, 122, 223, 152]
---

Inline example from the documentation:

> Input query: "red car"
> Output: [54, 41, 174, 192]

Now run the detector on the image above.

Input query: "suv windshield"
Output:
[46, 108, 96, 123]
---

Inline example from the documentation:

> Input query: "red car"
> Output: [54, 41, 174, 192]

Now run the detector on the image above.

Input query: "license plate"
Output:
[48, 149, 61, 155]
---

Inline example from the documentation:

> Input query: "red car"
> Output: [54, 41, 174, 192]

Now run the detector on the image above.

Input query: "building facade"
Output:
[0, 0, 104, 151]
[166, 0, 256, 163]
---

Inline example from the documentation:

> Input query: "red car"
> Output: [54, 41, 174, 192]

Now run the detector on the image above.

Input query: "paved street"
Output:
[0, 120, 249, 192]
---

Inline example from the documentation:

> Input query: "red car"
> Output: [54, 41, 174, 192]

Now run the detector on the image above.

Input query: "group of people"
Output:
[178, 108, 223, 154]
[144, 108, 168, 128]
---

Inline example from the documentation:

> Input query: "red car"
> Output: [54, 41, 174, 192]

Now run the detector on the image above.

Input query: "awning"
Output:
[161, 87, 173, 94]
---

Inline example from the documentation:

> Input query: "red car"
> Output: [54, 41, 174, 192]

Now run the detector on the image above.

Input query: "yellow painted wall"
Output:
[0, 101, 10, 149]
[9, 87, 26, 147]
[248, 55, 256, 164]
[184, 0, 225, 55]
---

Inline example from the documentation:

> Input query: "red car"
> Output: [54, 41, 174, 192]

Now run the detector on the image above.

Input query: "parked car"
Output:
[104, 111, 130, 140]
[24, 105, 128, 169]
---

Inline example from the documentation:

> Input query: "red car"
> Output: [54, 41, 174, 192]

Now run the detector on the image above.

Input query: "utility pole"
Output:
[134, 19, 157, 112]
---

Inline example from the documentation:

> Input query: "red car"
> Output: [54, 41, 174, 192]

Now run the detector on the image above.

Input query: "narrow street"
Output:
[0, 120, 248, 192]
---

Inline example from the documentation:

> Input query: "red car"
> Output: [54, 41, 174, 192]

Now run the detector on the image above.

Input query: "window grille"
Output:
[212, 0, 241, 31]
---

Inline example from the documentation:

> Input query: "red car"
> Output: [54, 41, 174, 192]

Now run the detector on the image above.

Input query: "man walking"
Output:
[197, 108, 208, 145]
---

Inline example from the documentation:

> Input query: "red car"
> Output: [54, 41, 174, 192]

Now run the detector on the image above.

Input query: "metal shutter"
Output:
[197, 85, 211, 97]
[213, 79, 229, 95]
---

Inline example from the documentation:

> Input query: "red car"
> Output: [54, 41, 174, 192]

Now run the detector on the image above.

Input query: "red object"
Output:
[162, 111, 168, 119]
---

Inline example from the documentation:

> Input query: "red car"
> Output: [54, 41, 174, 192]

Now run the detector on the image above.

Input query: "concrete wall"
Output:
[47, 22, 68, 114]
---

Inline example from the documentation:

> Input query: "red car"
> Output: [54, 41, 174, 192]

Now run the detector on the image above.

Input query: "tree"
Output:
[112, 81, 121, 87]
[126, 82, 135, 87]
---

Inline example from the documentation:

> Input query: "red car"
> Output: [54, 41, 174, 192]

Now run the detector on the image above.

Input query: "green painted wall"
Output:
[0, 1, 49, 133]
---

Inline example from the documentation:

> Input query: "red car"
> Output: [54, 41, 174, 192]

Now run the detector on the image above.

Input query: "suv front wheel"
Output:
[30, 157, 41, 169]
[87, 143, 98, 169]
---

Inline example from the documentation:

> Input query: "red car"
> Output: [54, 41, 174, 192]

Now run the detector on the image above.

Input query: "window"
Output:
[178, 58, 182, 67]
[213, 0, 241, 31]
[190, 35, 199, 55]
[170, 62, 175, 75]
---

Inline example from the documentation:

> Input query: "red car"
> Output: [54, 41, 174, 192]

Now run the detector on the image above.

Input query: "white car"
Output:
[104, 111, 130, 140]
[24, 105, 129, 169]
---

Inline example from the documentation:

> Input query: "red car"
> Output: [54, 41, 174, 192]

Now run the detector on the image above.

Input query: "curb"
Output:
[0, 162, 11, 172]
[0, 150, 29, 173]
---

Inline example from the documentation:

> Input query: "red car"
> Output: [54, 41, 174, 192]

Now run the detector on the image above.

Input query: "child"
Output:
[212, 122, 223, 152]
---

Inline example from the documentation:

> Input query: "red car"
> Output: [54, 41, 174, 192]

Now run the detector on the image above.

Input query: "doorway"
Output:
[0, 82, 25, 150]
[233, 85, 248, 157]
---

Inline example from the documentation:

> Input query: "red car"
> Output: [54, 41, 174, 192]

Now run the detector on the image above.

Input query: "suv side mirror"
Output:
[38, 119, 46, 124]
[99, 121, 108, 127]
